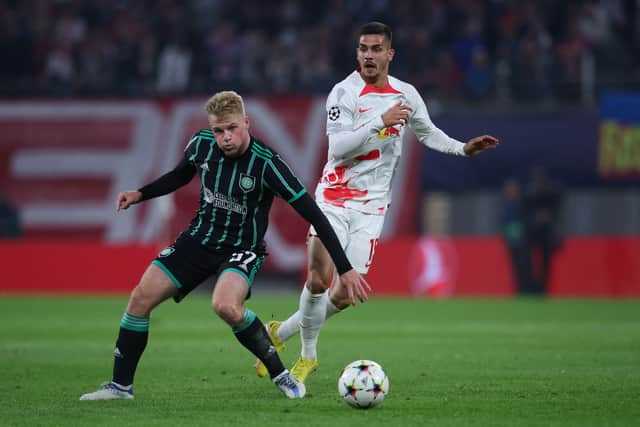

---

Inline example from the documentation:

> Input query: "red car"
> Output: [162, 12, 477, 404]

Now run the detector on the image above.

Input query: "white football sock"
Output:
[278, 291, 342, 342]
[277, 309, 302, 342]
[299, 286, 327, 360]
[325, 295, 341, 318]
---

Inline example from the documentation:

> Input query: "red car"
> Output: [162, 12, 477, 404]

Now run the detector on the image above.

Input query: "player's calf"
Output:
[255, 321, 285, 378]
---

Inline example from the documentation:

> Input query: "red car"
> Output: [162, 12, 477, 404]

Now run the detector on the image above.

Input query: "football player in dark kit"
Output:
[80, 90, 369, 401]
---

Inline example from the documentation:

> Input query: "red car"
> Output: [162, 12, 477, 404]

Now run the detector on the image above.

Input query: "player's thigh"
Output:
[307, 203, 349, 290]
[213, 249, 265, 323]
[213, 271, 249, 303]
[127, 263, 178, 315]
[216, 249, 265, 301]
[212, 271, 249, 322]
[329, 212, 384, 305]
[343, 211, 385, 274]
[307, 236, 335, 290]
[308, 203, 349, 250]
[152, 234, 225, 303]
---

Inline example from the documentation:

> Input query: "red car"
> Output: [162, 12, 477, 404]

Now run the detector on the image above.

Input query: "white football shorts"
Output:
[309, 202, 386, 274]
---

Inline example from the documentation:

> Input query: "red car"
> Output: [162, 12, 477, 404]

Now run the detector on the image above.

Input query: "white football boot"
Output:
[80, 381, 134, 400]
[272, 370, 306, 398]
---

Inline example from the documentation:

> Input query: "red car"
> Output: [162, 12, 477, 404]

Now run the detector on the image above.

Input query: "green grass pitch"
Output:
[1, 295, 638, 426]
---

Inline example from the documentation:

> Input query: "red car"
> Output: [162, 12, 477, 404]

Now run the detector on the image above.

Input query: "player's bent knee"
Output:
[212, 300, 243, 325]
[306, 269, 330, 294]
[306, 273, 329, 294]
[127, 285, 155, 316]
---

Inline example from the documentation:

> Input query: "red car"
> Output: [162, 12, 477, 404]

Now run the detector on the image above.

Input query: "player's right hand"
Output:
[381, 101, 412, 127]
[339, 269, 371, 305]
[116, 191, 143, 211]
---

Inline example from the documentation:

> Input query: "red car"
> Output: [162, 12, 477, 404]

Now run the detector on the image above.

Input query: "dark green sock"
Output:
[112, 312, 149, 386]
[233, 309, 285, 379]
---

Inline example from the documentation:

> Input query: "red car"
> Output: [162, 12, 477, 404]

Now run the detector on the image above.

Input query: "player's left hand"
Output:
[339, 269, 371, 305]
[116, 190, 143, 211]
[463, 135, 499, 156]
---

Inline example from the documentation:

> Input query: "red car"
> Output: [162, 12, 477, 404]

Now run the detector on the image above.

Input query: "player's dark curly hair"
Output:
[359, 21, 392, 44]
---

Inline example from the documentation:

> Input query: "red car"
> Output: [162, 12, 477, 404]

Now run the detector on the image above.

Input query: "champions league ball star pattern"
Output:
[338, 360, 389, 409]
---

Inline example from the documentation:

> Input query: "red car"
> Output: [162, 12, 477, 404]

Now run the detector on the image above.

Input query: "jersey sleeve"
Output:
[407, 86, 467, 156]
[326, 84, 356, 135]
[325, 84, 384, 159]
[137, 157, 196, 201]
[263, 154, 308, 203]
[137, 129, 214, 201]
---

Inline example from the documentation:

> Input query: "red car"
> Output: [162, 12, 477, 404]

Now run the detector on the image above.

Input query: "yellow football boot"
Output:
[291, 356, 319, 383]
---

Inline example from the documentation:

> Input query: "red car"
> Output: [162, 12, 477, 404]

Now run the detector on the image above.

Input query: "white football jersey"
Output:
[315, 70, 467, 215]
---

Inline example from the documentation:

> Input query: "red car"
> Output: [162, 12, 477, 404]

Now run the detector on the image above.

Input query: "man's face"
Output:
[356, 34, 394, 83]
[208, 112, 251, 158]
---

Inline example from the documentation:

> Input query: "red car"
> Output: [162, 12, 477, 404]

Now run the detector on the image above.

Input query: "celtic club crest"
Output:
[239, 173, 256, 192]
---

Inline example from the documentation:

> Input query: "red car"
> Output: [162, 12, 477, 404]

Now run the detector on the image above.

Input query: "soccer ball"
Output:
[338, 360, 389, 409]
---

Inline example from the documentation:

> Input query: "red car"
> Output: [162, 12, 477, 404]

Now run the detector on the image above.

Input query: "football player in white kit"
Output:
[255, 21, 499, 384]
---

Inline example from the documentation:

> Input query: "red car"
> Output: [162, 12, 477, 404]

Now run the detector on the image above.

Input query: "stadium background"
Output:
[1, 0, 639, 297]
[1, 2, 639, 426]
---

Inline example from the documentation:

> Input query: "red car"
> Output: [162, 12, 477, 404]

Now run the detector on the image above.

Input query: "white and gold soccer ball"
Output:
[338, 359, 389, 409]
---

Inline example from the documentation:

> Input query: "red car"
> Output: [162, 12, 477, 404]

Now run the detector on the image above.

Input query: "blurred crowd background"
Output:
[1, 0, 639, 297]
[2, 0, 639, 105]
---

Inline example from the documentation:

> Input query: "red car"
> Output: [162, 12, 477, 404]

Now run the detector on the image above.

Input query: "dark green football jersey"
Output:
[183, 129, 307, 253]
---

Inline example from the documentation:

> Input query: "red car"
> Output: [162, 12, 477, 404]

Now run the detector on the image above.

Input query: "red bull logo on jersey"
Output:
[376, 126, 400, 140]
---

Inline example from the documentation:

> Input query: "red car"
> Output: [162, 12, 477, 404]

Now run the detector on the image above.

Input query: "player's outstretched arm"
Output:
[116, 191, 143, 211]
[463, 135, 499, 156]
[127, 157, 196, 209]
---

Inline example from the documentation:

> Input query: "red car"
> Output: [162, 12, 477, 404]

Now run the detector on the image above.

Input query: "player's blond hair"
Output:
[204, 91, 246, 117]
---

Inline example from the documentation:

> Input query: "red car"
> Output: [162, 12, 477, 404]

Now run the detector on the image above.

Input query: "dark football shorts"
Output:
[151, 233, 266, 302]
